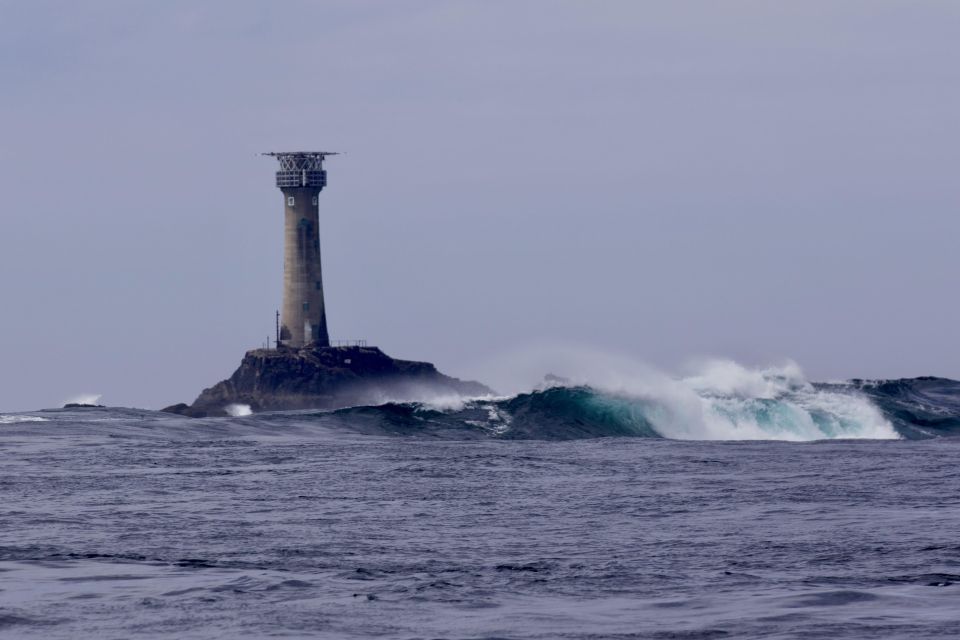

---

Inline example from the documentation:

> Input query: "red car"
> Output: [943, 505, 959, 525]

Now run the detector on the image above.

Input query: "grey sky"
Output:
[1, 1, 958, 411]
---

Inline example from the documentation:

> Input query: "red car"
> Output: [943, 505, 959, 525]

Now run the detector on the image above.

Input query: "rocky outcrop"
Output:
[162, 345, 491, 417]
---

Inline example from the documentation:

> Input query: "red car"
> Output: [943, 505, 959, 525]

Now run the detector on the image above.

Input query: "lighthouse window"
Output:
[303, 302, 310, 311]
[287, 196, 295, 207]
[315, 281, 322, 290]
[312, 196, 318, 206]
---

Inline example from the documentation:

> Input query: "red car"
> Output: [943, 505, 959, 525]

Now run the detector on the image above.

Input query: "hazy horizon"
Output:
[2, 1, 959, 412]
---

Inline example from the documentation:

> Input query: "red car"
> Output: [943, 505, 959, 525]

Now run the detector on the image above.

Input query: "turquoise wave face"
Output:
[499, 385, 897, 441]
[500, 387, 660, 439]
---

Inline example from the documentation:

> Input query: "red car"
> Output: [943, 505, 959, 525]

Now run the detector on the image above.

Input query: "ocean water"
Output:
[2, 370, 960, 639]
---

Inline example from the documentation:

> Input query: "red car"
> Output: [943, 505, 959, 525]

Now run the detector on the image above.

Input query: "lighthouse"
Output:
[162, 150, 493, 417]
[262, 151, 338, 348]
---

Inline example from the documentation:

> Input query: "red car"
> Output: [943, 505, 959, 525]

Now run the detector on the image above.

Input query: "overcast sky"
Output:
[1, 1, 958, 411]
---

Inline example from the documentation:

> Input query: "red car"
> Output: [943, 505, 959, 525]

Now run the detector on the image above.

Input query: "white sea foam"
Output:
[367, 385, 500, 413]
[225, 403, 253, 417]
[0, 415, 50, 424]
[658, 360, 893, 440]
[595, 360, 897, 441]
[681, 359, 810, 399]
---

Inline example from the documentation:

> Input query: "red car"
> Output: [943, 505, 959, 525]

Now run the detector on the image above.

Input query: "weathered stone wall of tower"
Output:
[280, 187, 329, 347]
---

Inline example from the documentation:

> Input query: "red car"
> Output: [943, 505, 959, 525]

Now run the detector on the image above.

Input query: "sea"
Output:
[2, 363, 960, 639]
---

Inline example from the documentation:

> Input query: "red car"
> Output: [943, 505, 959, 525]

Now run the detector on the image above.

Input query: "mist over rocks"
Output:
[163, 345, 491, 418]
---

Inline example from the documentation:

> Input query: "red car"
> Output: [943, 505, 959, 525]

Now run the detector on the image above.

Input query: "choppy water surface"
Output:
[2, 399, 960, 639]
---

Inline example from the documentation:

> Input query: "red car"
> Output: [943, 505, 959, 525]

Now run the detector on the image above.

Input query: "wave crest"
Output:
[327, 360, 901, 441]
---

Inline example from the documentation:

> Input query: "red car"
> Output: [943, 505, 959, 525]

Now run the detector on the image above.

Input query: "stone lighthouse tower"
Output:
[262, 151, 338, 348]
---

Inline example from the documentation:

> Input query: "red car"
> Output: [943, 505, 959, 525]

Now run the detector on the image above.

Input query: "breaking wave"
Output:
[315, 361, 960, 441]
[330, 366, 898, 441]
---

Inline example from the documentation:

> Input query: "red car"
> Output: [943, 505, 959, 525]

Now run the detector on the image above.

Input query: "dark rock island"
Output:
[163, 345, 491, 418]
